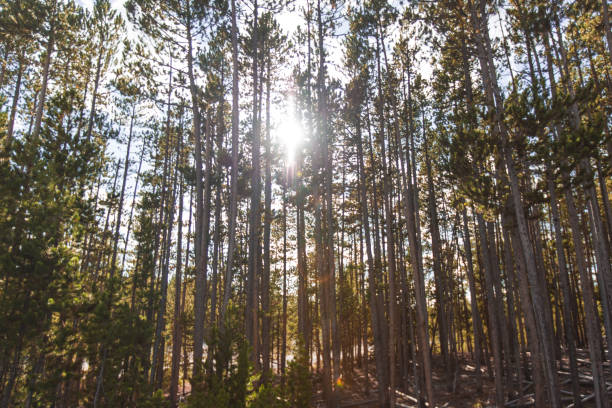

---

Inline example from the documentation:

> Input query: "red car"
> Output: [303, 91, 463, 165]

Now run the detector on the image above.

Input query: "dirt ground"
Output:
[311, 351, 611, 407]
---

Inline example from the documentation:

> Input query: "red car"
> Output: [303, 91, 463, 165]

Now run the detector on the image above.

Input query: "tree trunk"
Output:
[121, 138, 146, 272]
[170, 128, 184, 408]
[316, 1, 334, 405]
[7, 53, 23, 141]
[476, 213, 505, 406]
[151, 107, 178, 389]
[219, 0, 240, 328]
[261, 51, 272, 378]
[209, 96, 225, 330]
[547, 172, 582, 406]
[246, 0, 261, 367]
[32, 24, 55, 140]
[187, 15, 207, 377]
[298, 0, 312, 356]
[543, 29, 610, 408]
[425, 141, 449, 371]
[110, 103, 136, 273]
[461, 209, 483, 391]
[398, 50, 434, 408]
[356, 104, 387, 408]
[281, 183, 288, 381]
[468, 0, 560, 403]
[84, 35, 104, 142]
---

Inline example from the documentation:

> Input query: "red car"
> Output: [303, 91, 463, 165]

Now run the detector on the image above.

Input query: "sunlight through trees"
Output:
[1, 0, 612, 407]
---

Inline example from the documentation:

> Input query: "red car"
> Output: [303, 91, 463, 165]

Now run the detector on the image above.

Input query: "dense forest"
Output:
[1, 0, 612, 406]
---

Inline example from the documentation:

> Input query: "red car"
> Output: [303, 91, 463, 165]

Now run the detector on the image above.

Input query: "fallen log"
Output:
[395, 389, 418, 403]
[566, 384, 612, 408]
[339, 399, 379, 407]
[505, 394, 535, 408]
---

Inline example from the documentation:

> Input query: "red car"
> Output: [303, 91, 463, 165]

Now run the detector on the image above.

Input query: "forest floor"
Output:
[312, 355, 496, 407]
[312, 350, 612, 408]
[173, 351, 611, 407]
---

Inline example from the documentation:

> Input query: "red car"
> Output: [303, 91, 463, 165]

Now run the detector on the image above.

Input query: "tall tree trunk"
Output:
[93, 98, 138, 407]
[508, 225, 547, 407]
[151, 99, 178, 389]
[170, 130, 184, 408]
[261, 51, 272, 378]
[246, 0, 261, 367]
[281, 183, 288, 381]
[365, 77, 391, 408]
[550, 15, 612, 377]
[84, 35, 104, 142]
[32, 23, 55, 140]
[220, 0, 240, 327]
[398, 51, 434, 408]
[6, 53, 23, 141]
[468, 1, 560, 403]
[543, 28, 610, 407]
[182, 188, 193, 395]
[547, 172, 582, 406]
[373, 29, 396, 407]
[356, 105, 387, 407]
[187, 15, 207, 377]
[209, 96, 225, 330]
[425, 142, 449, 371]
[461, 209, 483, 391]
[476, 213, 505, 406]
[198, 110, 214, 358]
[110, 103, 136, 272]
[500, 221, 524, 400]
[316, 1, 333, 405]
[121, 138, 146, 272]
[297, 0, 312, 356]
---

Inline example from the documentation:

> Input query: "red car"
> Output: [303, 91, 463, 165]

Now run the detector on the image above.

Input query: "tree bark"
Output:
[187, 13, 207, 377]
[461, 209, 483, 391]
[170, 127, 184, 408]
[246, 0, 261, 366]
[476, 213, 505, 406]
[219, 0, 240, 327]
[32, 22, 55, 140]
[6, 53, 23, 141]
[261, 50, 272, 378]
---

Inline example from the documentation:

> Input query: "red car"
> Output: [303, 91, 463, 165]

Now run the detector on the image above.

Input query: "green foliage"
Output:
[186, 323, 305, 408]
[186, 327, 250, 408]
[248, 382, 288, 408]
[187, 374, 231, 408]
[140, 389, 169, 408]
[286, 339, 312, 408]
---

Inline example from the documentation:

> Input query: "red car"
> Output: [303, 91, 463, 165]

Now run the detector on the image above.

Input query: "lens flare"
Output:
[276, 114, 303, 165]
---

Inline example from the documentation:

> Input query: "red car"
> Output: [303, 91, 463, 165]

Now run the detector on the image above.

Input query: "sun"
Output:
[275, 113, 303, 165]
